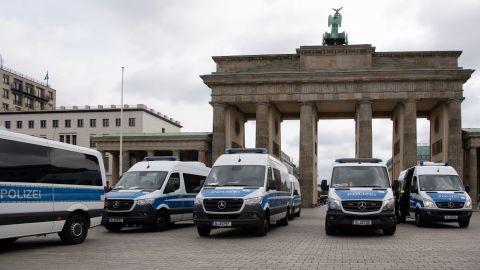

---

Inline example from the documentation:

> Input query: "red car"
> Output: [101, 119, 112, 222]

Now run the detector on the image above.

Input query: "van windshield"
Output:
[114, 171, 168, 190]
[204, 165, 265, 187]
[419, 175, 464, 191]
[331, 166, 389, 188]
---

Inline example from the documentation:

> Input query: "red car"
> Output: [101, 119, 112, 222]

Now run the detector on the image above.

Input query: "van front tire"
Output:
[256, 213, 270, 236]
[59, 214, 88, 245]
[151, 211, 169, 232]
[0, 237, 19, 245]
[459, 219, 470, 228]
[383, 225, 396, 236]
[325, 219, 336, 235]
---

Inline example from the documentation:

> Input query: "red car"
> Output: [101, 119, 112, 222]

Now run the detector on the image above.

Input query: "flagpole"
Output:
[119, 67, 125, 178]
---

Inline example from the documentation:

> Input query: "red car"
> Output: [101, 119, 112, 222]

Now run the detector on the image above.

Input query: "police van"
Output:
[193, 148, 292, 237]
[397, 162, 473, 227]
[323, 158, 396, 236]
[0, 129, 107, 245]
[289, 174, 301, 220]
[104, 157, 210, 231]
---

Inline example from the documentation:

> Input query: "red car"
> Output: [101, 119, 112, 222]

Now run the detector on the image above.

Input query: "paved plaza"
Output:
[1, 207, 479, 270]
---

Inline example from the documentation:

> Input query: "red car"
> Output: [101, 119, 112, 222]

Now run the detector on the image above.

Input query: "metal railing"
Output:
[1, 65, 49, 87]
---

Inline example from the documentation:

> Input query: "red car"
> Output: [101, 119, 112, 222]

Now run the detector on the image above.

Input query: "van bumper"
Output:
[103, 205, 156, 225]
[193, 204, 265, 229]
[326, 210, 396, 229]
[418, 208, 472, 223]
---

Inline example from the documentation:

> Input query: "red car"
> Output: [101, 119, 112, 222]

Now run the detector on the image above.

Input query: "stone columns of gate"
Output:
[355, 100, 373, 158]
[402, 99, 417, 170]
[212, 103, 226, 163]
[448, 98, 463, 178]
[147, 150, 155, 157]
[111, 152, 119, 186]
[121, 150, 130, 174]
[468, 147, 478, 207]
[198, 150, 206, 164]
[256, 102, 270, 150]
[299, 102, 318, 208]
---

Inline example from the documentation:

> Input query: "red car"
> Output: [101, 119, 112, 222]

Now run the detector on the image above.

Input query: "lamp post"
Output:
[119, 67, 125, 176]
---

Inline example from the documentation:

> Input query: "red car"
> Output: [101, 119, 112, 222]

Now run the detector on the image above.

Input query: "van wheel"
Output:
[459, 219, 470, 228]
[325, 219, 336, 235]
[288, 207, 295, 220]
[277, 208, 289, 226]
[151, 211, 169, 231]
[105, 223, 124, 232]
[256, 213, 270, 236]
[0, 237, 18, 245]
[296, 207, 301, 217]
[415, 210, 425, 227]
[197, 226, 211, 237]
[383, 225, 396, 236]
[59, 214, 88, 245]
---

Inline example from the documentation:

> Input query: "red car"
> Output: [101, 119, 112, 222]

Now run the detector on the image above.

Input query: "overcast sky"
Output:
[1, 0, 479, 181]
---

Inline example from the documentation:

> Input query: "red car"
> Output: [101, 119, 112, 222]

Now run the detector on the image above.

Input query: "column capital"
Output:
[357, 99, 373, 105]
[255, 101, 271, 107]
[447, 97, 465, 104]
[402, 99, 417, 104]
[209, 102, 227, 108]
[299, 101, 315, 107]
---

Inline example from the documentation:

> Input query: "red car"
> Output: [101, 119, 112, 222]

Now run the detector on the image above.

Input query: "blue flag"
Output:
[44, 71, 49, 80]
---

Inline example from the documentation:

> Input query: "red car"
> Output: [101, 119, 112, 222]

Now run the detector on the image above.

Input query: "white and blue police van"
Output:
[397, 162, 472, 227]
[323, 158, 396, 236]
[289, 174, 302, 220]
[193, 148, 292, 237]
[104, 157, 210, 232]
[0, 129, 107, 245]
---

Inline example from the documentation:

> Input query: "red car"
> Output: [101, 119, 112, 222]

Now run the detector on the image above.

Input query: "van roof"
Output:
[413, 165, 458, 176]
[0, 129, 101, 157]
[214, 153, 274, 166]
[127, 160, 210, 173]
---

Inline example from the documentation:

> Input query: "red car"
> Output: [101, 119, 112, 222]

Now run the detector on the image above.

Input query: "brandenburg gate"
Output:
[200, 12, 473, 207]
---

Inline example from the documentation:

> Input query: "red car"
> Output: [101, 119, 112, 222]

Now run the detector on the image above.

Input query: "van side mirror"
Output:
[465, 185, 470, 194]
[320, 180, 328, 191]
[392, 180, 400, 191]
[293, 190, 299, 196]
[199, 179, 205, 187]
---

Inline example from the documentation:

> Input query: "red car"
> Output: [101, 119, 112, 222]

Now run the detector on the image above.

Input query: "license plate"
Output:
[352, 219, 372, 225]
[109, 218, 124, 223]
[444, 215, 458, 220]
[212, 221, 231, 227]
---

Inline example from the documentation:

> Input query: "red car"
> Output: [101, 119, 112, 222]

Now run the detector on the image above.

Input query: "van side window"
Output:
[267, 167, 275, 189]
[410, 176, 418, 193]
[164, 173, 180, 194]
[184, 173, 206, 193]
[0, 138, 50, 183]
[49, 148, 102, 186]
[273, 168, 282, 191]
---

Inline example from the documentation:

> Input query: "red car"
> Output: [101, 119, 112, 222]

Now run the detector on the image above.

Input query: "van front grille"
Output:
[203, 198, 244, 212]
[436, 202, 464, 209]
[342, 200, 382, 212]
[106, 199, 134, 211]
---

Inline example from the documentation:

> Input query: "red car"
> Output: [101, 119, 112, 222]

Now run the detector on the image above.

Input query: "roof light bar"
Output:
[224, 148, 268, 154]
[335, 158, 382, 163]
[144, 156, 179, 161]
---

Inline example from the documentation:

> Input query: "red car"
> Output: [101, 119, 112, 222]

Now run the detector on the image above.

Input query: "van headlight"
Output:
[136, 198, 155, 205]
[245, 197, 262, 205]
[328, 198, 342, 210]
[383, 198, 395, 211]
[423, 198, 436, 208]
[194, 197, 203, 205]
[464, 197, 472, 209]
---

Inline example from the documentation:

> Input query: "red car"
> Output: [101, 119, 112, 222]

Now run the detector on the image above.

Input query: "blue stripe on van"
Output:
[106, 191, 149, 199]
[200, 188, 258, 198]
[0, 184, 103, 203]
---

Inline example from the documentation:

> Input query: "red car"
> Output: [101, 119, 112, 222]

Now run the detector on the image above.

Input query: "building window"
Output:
[52, 120, 59, 128]
[90, 136, 96, 148]
[13, 93, 21, 105]
[4, 121, 10, 129]
[65, 119, 71, 128]
[47, 91, 53, 100]
[116, 118, 121, 127]
[3, 75, 9, 84]
[25, 84, 33, 95]
[16, 121, 22, 129]
[24, 97, 33, 109]
[2, 89, 8, 98]
[77, 119, 84, 128]
[36, 87, 44, 98]
[128, 118, 135, 127]
[2, 103, 8, 111]
[162, 128, 165, 133]
[72, 135, 77, 145]
[60, 135, 64, 142]
[12, 79, 22, 91]
[40, 120, 46, 128]
[102, 118, 109, 127]
[28, 120, 34, 129]
[66, 135, 71, 144]
[90, 119, 96, 127]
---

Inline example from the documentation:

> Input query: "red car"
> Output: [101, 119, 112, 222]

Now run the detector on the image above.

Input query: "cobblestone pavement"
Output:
[1, 207, 479, 270]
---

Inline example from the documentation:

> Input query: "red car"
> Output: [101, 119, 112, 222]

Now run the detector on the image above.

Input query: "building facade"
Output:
[463, 129, 480, 205]
[0, 104, 182, 179]
[1, 65, 56, 112]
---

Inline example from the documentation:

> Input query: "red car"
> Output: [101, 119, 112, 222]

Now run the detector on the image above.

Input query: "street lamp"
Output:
[119, 67, 125, 176]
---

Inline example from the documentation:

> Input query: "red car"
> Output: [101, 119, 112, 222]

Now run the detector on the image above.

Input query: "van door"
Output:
[409, 176, 420, 215]
[163, 172, 183, 222]
[0, 138, 54, 238]
[183, 173, 205, 221]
